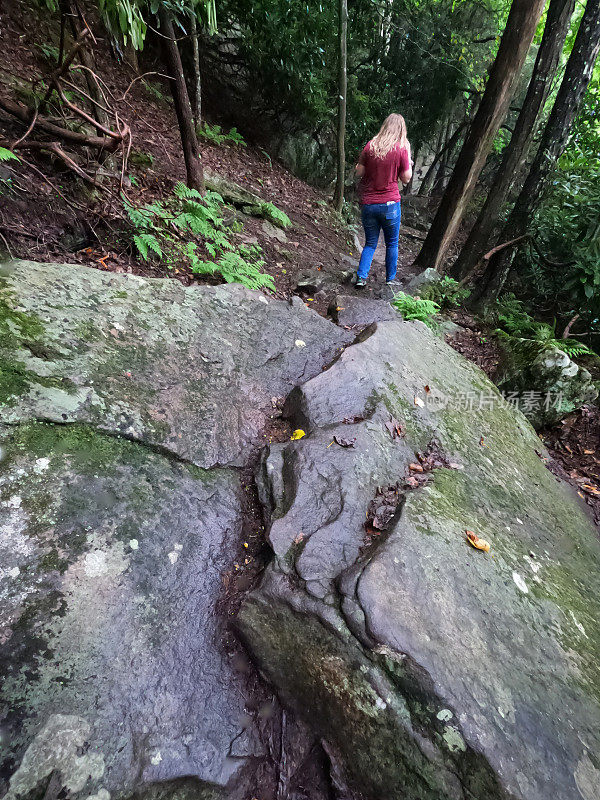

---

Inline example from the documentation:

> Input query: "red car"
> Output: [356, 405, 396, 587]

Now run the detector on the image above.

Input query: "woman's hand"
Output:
[355, 163, 365, 178]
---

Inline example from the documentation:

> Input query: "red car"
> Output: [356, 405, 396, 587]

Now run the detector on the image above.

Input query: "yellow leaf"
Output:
[466, 530, 490, 553]
[291, 429, 306, 440]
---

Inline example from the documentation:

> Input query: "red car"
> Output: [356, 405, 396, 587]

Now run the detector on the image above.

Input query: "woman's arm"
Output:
[399, 141, 413, 185]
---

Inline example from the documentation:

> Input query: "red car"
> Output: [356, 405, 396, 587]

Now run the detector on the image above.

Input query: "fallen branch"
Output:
[0, 96, 120, 150]
[7, 139, 102, 186]
[481, 234, 529, 261]
[562, 313, 580, 339]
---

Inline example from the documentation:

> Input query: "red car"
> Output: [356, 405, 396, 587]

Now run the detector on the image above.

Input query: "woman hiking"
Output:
[354, 113, 413, 287]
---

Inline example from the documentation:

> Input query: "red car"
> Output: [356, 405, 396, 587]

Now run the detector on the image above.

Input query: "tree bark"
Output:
[453, 0, 576, 280]
[159, 7, 204, 192]
[190, 11, 202, 126]
[333, 0, 348, 212]
[472, 0, 600, 306]
[412, 0, 547, 272]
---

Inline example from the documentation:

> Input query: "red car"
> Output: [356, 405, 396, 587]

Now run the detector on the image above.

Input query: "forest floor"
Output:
[1, 0, 597, 532]
[0, 0, 421, 321]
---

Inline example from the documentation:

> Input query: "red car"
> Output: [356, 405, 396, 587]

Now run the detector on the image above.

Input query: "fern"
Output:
[134, 233, 162, 261]
[494, 294, 596, 359]
[0, 147, 19, 162]
[391, 292, 440, 328]
[260, 201, 292, 229]
[124, 186, 274, 291]
[420, 276, 470, 309]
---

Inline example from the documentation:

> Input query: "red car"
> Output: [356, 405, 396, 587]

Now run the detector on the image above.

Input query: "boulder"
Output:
[0, 260, 351, 468]
[203, 169, 290, 229]
[327, 295, 397, 327]
[294, 269, 327, 294]
[405, 267, 442, 296]
[0, 259, 353, 800]
[238, 319, 600, 800]
[496, 336, 598, 428]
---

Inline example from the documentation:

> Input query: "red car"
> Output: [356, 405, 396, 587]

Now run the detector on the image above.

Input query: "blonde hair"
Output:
[370, 113, 408, 159]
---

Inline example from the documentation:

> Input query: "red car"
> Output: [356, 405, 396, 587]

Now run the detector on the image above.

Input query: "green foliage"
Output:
[197, 123, 247, 147]
[419, 276, 470, 310]
[124, 182, 274, 291]
[391, 291, 440, 328]
[0, 148, 19, 163]
[259, 201, 291, 228]
[517, 77, 600, 321]
[493, 295, 595, 359]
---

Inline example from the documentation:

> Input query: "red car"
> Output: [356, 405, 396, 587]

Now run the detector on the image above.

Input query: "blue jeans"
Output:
[357, 201, 401, 281]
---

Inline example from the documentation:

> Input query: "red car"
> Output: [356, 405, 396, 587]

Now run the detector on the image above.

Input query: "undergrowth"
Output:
[197, 123, 247, 148]
[493, 294, 595, 358]
[124, 182, 274, 292]
[391, 292, 440, 328]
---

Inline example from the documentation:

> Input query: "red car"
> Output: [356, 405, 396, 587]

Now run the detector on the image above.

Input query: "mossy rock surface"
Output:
[496, 335, 598, 428]
[238, 319, 600, 800]
[0, 421, 259, 799]
[0, 260, 350, 468]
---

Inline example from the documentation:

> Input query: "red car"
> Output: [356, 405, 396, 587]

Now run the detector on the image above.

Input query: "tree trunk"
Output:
[68, 2, 109, 129]
[333, 0, 348, 212]
[189, 11, 202, 127]
[453, 0, 576, 281]
[412, 0, 547, 272]
[159, 7, 204, 192]
[472, 0, 600, 307]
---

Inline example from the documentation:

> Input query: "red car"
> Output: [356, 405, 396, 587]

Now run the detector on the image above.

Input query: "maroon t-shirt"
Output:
[358, 141, 410, 205]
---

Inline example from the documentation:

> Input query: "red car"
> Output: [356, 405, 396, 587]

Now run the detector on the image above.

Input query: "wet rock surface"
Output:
[0, 261, 351, 800]
[0, 260, 351, 468]
[327, 295, 397, 328]
[239, 319, 600, 800]
[2, 263, 600, 800]
[0, 423, 248, 800]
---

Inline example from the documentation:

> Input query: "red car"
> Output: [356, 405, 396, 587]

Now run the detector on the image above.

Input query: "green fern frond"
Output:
[391, 292, 440, 328]
[0, 147, 19, 162]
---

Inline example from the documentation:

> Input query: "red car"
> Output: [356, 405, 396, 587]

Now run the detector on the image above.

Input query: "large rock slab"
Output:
[0, 261, 354, 800]
[0, 422, 249, 800]
[238, 319, 600, 800]
[0, 260, 350, 468]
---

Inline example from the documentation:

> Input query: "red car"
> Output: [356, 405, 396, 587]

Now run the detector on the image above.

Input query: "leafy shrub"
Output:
[197, 123, 247, 148]
[493, 294, 595, 359]
[420, 276, 471, 310]
[391, 292, 440, 328]
[124, 182, 274, 292]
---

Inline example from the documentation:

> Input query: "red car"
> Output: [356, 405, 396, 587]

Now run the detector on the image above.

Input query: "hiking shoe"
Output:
[386, 278, 400, 286]
[355, 276, 366, 288]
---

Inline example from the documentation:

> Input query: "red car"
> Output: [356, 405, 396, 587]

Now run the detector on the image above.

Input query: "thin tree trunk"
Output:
[333, 0, 348, 212]
[190, 11, 202, 127]
[472, 0, 600, 307]
[68, 2, 109, 129]
[159, 7, 204, 192]
[419, 118, 447, 196]
[413, 0, 547, 272]
[453, 0, 576, 281]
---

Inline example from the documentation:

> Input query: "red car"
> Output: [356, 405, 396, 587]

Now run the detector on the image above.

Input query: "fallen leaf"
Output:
[290, 429, 306, 440]
[385, 416, 405, 439]
[409, 463, 424, 473]
[293, 533, 305, 544]
[584, 449, 595, 455]
[466, 530, 491, 553]
[582, 484, 600, 497]
[424, 385, 431, 394]
[334, 435, 356, 448]
[479, 436, 485, 447]
[414, 396, 425, 408]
